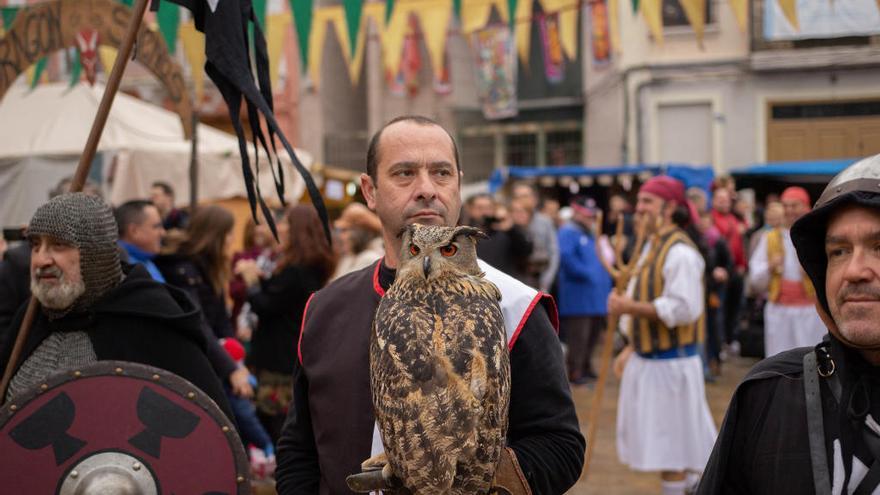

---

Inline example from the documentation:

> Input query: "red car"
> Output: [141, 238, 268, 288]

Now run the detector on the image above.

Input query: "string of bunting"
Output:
[0, 0, 818, 94]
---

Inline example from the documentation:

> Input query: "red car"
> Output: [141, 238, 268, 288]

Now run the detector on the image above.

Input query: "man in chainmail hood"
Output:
[698, 156, 880, 494]
[0, 193, 231, 419]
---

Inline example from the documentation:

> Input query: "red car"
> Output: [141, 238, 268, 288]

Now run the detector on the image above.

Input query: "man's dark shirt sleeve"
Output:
[275, 364, 320, 494]
[508, 304, 585, 494]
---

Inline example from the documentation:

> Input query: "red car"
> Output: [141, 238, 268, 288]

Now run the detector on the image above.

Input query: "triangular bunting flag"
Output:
[266, 13, 290, 88]
[99, 46, 118, 75]
[777, 0, 799, 30]
[382, 3, 410, 76]
[609, 0, 621, 53]
[677, 0, 705, 45]
[342, 0, 363, 58]
[157, 0, 180, 53]
[1, 6, 18, 34]
[461, 0, 508, 34]
[641, 0, 663, 43]
[631, 0, 640, 14]
[290, 0, 314, 73]
[415, 0, 453, 79]
[542, 0, 580, 60]
[30, 57, 47, 89]
[386, 0, 395, 22]
[179, 21, 206, 101]
[453, 0, 462, 19]
[507, 0, 518, 27]
[728, 0, 747, 31]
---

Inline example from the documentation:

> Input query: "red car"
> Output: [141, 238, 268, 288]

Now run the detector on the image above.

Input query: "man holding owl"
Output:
[275, 116, 585, 494]
[607, 176, 717, 495]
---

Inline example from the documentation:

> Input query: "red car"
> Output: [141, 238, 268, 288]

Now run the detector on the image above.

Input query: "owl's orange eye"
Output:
[409, 244, 420, 256]
[440, 244, 458, 257]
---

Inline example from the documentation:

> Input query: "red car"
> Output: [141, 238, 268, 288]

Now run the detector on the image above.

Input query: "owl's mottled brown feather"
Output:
[370, 224, 511, 495]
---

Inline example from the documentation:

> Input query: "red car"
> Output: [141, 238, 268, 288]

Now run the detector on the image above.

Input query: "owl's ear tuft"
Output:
[454, 225, 488, 242]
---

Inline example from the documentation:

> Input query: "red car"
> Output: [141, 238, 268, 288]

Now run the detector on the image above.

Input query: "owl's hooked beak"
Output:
[423, 256, 432, 278]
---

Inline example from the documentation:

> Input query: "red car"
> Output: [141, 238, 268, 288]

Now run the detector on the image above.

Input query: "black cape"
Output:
[0, 264, 232, 420]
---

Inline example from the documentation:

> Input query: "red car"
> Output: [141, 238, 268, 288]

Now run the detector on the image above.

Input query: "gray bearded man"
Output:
[0, 193, 231, 419]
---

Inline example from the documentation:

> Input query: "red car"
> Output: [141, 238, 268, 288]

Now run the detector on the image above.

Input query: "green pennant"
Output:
[631, 0, 639, 13]
[253, 0, 267, 29]
[1, 6, 18, 31]
[453, 0, 462, 20]
[30, 57, 47, 89]
[342, 0, 362, 58]
[290, 0, 314, 73]
[249, 0, 267, 53]
[118, 0, 133, 6]
[385, 0, 395, 23]
[69, 48, 82, 87]
[157, 0, 180, 54]
[508, 0, 518, 27]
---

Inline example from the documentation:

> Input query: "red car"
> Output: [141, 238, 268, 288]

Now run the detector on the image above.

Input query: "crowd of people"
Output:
[1, 114, 877, 494]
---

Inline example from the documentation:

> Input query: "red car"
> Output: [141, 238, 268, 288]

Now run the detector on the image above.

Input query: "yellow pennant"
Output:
[99, 46, 118, 76]
[348, 2, 386, 85]
[461, 0, 509, 34]
[266, 13, 290, 89]
[308, 6, 353, 89]
[728, 0, 747, 32]
[180, 21, 206, 102]
[382, 1, 410, 76]
[777, 0, 799, 30]
[414, 0, 453, 78]
[608, 0, 621, 53]
[515, 0, 533, 65]
[641, 0, 664, 44]
[543, 0, 580, 60]
[677, 0, 705, 45]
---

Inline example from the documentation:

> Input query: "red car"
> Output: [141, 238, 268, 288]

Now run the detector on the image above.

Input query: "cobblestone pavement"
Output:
[567, 355, 757, 495]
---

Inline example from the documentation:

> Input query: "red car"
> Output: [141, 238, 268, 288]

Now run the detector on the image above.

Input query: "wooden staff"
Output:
[582, 212, 660, 477]
[0, 0, 151, 402]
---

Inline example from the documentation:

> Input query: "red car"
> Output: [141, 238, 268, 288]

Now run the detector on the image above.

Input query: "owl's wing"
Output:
[371, 280, 511, 494]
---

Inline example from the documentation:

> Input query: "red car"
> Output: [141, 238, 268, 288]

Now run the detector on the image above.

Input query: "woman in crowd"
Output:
[157, 204, 236, 340]
[229, 215, 277, 340]
[330, 202, 384, 281]
[235, 204, 336, 441]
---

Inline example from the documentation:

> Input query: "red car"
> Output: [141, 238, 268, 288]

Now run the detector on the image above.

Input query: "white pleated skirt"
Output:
[764, 302, 828, 358]
[616, 353, 717, 472]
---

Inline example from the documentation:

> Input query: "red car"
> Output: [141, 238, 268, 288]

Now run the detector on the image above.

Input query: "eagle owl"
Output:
[370, 223, 511, 495]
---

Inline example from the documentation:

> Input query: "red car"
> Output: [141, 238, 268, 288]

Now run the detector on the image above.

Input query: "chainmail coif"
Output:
[27, 192, 123, 317]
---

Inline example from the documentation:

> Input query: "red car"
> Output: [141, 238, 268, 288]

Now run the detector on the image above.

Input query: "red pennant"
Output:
[76, 29, 99, 86]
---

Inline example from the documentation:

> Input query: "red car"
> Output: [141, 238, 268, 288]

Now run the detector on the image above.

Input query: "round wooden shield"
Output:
[0, 361, 250, 494]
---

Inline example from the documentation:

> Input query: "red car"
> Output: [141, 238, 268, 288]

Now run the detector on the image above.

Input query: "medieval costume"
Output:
[616, 177, 717, 482]
[275, 259, 585, 495]
[698, 155, 880, 494]
[749, 200, 826, 357]
[0, 194, 230, 420]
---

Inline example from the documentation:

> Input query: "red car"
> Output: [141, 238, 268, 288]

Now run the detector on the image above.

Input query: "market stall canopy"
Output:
[730, 159, 858, 202]
[731, 159, 856, 180]
[0, 82, 312, 227]
[488, 164, 714, 193]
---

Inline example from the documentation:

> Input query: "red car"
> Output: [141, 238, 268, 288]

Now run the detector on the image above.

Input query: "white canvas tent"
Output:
[0, 82, 312, 227]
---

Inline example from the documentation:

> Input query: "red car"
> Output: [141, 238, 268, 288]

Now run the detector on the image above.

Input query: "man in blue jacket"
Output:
[557, 197, 613, 384]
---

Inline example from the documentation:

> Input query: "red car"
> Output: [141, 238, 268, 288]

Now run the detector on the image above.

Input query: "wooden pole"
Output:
[582, 214, 655, 477]
[189, 110, 199, 212]
[0, 0, 151, 403]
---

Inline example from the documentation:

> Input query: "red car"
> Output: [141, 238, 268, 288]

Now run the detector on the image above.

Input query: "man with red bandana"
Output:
[609, 176, 717, 495]
[749, 186, 825, 357]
